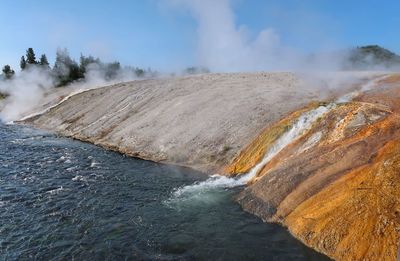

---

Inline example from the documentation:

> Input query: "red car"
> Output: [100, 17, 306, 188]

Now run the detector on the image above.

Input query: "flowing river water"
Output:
[0, 123, 328, 260]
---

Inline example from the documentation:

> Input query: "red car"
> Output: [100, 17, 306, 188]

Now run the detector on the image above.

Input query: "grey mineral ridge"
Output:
[23, 72, 376, 173]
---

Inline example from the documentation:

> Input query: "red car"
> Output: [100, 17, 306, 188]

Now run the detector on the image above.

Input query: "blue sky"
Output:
[1, 0, 399, 72]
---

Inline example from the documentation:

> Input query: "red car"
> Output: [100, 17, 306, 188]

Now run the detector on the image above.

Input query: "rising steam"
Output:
[168, 0, 346, 72]
[1, 1, 396, 122]
[0, 67, 54, 122]
[0, 65, 140, 122]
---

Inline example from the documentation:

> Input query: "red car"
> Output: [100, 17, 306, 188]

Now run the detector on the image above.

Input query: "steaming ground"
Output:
[0, 67, 140, 122]
[19, 71, 384, 173]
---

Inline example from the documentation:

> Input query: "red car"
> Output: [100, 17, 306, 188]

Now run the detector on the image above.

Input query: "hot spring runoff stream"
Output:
[0, 123, 328, 260]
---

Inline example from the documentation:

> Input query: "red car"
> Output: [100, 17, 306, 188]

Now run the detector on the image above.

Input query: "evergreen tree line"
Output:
[2, 48, 51, 80]
[1, 48, 155, 86]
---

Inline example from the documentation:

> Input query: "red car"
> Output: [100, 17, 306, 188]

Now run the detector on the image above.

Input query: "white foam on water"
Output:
[55, 152, 74, 165]
[90, 160, 100, 168]
[66, 166, 78, 172]
[172, 174, 243, 198]
[72, 175, 89, 183]
[168, 104, 332, 204]
[46, 186, 64, 195]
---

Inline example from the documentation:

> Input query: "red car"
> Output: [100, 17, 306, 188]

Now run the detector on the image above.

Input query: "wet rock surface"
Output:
[229, 74, 400, 260]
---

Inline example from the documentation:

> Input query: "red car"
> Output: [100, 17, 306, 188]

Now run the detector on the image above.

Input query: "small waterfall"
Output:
[169, 104, 332, 201]
[236, 104, 331, 183]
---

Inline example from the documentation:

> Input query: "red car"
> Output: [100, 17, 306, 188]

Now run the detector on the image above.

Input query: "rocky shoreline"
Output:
[16, 71, 400, 260]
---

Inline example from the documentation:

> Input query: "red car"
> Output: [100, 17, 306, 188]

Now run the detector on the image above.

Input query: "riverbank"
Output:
[19, 72, 378, 174]
[12, 71, 399, 260]
[0, 123, 328, 260]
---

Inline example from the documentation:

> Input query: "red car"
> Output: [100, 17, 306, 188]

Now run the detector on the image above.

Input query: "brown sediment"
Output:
[285, 139, 400, 261]
[231, 76, 400, 260]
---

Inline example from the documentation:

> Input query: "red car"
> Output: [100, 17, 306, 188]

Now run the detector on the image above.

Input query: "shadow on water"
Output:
[0, 123, 329, 260]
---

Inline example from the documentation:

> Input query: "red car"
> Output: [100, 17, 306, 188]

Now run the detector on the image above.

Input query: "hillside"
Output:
[22, 72, 325, 173]
[346, 45, 400, 69]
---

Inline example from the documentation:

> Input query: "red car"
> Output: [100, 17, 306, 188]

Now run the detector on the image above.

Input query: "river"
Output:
[0, 123, 327, 260]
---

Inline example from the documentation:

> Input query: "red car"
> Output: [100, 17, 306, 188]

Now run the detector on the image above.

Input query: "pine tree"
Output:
[39, 54, 50, 68]
[105, 62, 120, 80]
[26, 48, 37, 64]
[53, 48, 83, 86]
[2, 65, 15, 79]
[79, 54, 100, 75]
[53, 48, 72, 85]
[20, 56, 26, 70]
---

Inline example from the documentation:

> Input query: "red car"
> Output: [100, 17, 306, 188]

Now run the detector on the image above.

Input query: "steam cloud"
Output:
[169, 0, 347, 72]
[0, 65, 139, 123]
[167, 0, 391, 97]
[0, 67, 54, 122]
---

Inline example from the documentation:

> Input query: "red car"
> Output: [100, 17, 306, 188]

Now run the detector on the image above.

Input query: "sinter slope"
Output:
[24, 72, 322, 172]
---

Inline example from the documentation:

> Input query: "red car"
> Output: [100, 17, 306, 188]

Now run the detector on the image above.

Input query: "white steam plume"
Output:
[0, 64, 142, 123]
[0, 67, 55, 122]
[168, 0, 346, 72]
